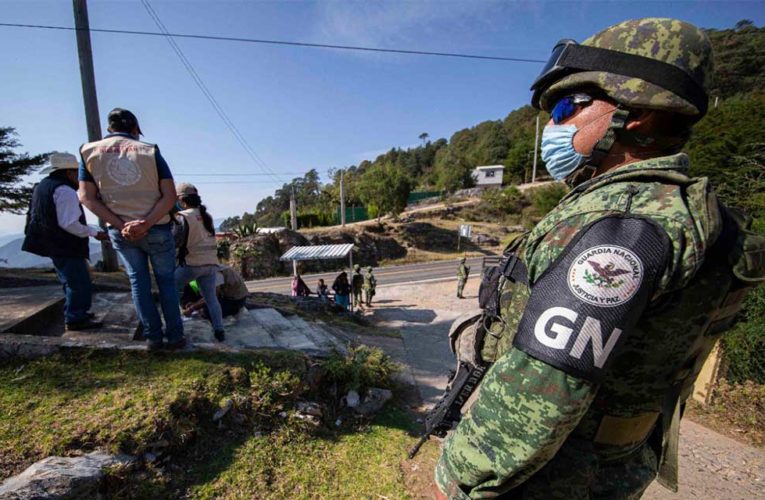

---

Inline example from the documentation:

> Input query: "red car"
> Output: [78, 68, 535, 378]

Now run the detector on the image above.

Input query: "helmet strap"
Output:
[565, 107, 631, 187]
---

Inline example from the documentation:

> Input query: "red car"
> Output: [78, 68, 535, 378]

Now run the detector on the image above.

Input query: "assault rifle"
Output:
[408, 361, 489, 459]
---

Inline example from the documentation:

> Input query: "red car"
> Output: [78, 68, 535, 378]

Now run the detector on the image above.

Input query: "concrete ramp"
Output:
[1, 285, 347, 358]
[285, 315, 347, 354]
[248, 308, 320, 353]
[184, 308, 280, 349]
[0, 286, 63, 334]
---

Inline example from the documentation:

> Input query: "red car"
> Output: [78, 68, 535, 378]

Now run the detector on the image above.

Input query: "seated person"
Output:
[317, 279, 329, 301]
[183, 265, 248, 319]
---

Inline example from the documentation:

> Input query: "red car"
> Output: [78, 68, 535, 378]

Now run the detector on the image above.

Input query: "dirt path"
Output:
[359, 276, 765, 498]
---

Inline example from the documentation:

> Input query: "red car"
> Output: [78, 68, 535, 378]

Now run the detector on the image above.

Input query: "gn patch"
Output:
[568, 245, 644, 307]
[513, 217, 670, 383]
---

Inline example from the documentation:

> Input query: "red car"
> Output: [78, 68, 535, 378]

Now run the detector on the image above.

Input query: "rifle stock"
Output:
[408, 361, 489, 458]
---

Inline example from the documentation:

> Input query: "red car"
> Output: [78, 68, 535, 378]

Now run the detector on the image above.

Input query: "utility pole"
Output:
[290, 187, 298, 276]
[339, 170, 346, 227]
[531, 114, 540, 183]
[73, 0, 119, 272]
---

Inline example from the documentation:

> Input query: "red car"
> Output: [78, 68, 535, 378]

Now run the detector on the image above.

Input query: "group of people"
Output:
[23, 108, 247, 349]
[292, 264, 377, 311]
[17, 16, 765, 499]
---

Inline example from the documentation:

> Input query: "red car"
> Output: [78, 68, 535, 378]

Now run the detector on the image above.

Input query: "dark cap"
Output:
[107, 108, 143, 135]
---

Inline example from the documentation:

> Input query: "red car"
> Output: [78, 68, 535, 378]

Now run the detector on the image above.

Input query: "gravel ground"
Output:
[361, 276, 765, 499]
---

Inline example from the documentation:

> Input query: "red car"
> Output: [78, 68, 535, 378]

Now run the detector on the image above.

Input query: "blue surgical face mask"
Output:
[541, 124, 589, 181]
[175, 201, 183, 211]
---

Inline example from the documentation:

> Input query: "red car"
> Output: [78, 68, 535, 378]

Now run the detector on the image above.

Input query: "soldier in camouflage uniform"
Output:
[456, 258, 470, 299]
[363, 266, 377, 307]
[434, 18, 765, 499]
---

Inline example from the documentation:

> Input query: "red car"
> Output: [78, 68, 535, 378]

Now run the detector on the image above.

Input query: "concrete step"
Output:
[0, 286, 64, 335]
[248, 308, 320, 353]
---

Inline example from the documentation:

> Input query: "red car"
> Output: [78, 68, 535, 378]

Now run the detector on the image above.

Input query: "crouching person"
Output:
[174, 182, 225, 342]
[182, 265, 248, 321]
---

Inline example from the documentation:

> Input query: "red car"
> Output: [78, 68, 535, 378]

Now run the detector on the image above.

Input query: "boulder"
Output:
[356, 388, 393, 416]
[0, 452, 132, 500]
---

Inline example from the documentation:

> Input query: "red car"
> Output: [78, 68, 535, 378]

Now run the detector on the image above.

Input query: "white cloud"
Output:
[310, 0, 508, 56]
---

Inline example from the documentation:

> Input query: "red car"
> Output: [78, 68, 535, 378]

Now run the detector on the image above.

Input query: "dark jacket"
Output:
[22, 176, 89, 259]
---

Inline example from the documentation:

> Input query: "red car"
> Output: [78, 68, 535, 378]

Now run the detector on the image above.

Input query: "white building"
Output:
[472, 165, 504, 187]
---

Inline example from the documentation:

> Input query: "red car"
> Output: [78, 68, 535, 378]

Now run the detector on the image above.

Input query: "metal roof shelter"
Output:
[280, 243, 356, 261]
[280, 243, 360, 310]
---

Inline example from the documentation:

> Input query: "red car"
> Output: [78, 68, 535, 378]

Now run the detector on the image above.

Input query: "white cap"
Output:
[41, 153, 79, 175]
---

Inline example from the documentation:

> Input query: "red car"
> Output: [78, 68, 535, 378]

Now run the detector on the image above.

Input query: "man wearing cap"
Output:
[79, 108, 184, 350]
[434, 18, 765, 498]
[22, 153, 107, 331]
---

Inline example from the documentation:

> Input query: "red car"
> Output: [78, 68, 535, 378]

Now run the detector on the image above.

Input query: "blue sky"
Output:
[2, 0, 764, 236]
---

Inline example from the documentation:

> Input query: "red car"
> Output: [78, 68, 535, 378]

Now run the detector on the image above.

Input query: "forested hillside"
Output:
[222, 21, 765, 233]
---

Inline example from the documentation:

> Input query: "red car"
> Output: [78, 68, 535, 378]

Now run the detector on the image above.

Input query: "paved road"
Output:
[245, 256, 486, 294]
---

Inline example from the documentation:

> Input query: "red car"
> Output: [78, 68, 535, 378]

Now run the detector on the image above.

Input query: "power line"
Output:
[0, 22, 547, 63]
[140, 0, 284, 182]
[175, 171, 332, 176]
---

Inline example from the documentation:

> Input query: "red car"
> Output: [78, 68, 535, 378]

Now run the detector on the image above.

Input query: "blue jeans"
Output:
[110, 224, 183, 343]
[175, 265, 224, 331]
[51, 256, 92, 324]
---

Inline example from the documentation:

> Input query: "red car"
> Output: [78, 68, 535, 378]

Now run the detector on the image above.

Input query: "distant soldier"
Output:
[363, 266, 377, 307]
[456, 258, 470, 299]
[351, 264, 364, 307]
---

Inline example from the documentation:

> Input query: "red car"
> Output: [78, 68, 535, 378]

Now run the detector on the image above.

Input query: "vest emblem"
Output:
[107, 156, 142, 186]
[568, 245, 643, 307]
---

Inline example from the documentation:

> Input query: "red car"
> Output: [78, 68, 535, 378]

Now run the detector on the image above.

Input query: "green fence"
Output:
[336, 206, 369, 224]
[407, 190, 443, 204]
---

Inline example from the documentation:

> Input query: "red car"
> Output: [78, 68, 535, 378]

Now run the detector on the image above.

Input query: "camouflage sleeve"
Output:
[436, 217, 671, 497]
[435, 349, 595, 498]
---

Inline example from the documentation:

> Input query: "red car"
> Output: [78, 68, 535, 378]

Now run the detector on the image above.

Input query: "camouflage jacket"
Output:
[458, 264, 470, 280]
[436, 153, 765, 498]
[363, 272, 376, 291]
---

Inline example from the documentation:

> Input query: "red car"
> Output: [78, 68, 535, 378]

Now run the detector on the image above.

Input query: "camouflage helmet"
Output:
[536, 18, 713, 118]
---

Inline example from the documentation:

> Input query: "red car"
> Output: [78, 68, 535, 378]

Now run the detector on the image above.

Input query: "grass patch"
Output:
[0, 349, 303, 480]
[189, 406, 416, 499]
[1, 347, 420, 498]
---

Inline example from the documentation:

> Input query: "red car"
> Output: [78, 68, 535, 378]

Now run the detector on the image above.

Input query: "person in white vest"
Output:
[79, 108, 185, 350]
[174, 182, 225, 342]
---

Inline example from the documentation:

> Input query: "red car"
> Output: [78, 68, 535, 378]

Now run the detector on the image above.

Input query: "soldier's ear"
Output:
[625, 109, 662, 133]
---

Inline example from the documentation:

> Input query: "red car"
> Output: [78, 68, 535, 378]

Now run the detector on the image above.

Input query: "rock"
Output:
[0, 452, 131, 499]
[296, 401, 323, 418]
[345, 390, 360, 408]
[356, 388, 393, 416]
[470, 233, 500, 246]
[213, 399, 234, 422]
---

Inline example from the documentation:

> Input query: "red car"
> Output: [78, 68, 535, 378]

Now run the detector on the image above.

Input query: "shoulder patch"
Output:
[568, 245, 644, 307]
[512, 216, 670, 383]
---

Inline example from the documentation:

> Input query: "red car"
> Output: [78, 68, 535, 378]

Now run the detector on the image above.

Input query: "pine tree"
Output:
[0, 127, 47, 214]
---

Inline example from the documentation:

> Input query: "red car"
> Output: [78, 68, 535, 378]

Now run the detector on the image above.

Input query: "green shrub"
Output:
[481, 186, 525, 214]
[721, 285, 765, 384]
[323, 346, 398, 393]
[526, 183, 568, 214]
